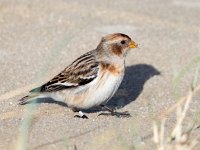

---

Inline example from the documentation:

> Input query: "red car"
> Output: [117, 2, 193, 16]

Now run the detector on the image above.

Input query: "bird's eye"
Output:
[121, 40, 126, 44]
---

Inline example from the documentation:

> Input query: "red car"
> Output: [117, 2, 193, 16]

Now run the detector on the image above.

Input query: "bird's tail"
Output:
[18, 93, 40, 105]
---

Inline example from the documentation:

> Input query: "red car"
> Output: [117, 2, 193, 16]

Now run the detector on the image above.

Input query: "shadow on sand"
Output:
[21, 64, 160, 112]
[107, 64, 160, 109]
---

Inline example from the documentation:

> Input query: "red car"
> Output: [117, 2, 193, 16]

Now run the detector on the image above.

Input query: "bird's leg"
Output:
[98, 104, 131, 117]
[72, 107, 79, 112]
[74, 110, 89, 119]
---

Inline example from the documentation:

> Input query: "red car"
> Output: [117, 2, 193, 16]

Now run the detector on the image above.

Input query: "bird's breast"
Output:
[80, 64, 124, 109]
[100, 62, 124, 75]
[64, 63, 125, 109]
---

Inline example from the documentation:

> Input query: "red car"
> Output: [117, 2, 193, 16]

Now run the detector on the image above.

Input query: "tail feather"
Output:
[18, 93, 40, 105]
[19, 85, 42, 105]
[29, 86, 42, 93]
[19, 95, 29, 105]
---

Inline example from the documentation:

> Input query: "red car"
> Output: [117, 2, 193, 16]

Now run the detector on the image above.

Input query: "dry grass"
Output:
[152, 55, 200, 150]
[153, 85, 200, 150]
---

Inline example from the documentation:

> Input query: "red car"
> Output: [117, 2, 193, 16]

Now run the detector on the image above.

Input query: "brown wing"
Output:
[30, 50, 99, 92]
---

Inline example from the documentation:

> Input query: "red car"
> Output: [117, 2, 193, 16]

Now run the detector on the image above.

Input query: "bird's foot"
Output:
[74, 111, 89, 119]
[98, 110, 131, 118]
[98, 105, 131, 118]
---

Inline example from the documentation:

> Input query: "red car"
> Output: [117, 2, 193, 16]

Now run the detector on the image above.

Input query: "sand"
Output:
[0, 0, 200, 149]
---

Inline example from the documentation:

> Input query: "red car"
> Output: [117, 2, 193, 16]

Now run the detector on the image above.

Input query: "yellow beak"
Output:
[129, 41, 138, 49]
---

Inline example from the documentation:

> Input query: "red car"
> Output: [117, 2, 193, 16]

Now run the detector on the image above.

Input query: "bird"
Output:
[19, 33, 138, 118]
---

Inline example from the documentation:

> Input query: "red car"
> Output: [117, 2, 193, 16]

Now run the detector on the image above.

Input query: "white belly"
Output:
[53, 69, 124, 109]
[81, 71, 124, 109]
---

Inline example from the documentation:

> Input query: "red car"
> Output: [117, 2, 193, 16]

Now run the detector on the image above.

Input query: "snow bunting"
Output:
[19, 33, 138, 118]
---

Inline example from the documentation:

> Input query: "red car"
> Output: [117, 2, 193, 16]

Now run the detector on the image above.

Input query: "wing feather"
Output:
[30, 50, 99, 92]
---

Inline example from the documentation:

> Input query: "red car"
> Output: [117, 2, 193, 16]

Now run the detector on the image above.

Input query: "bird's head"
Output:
[97, 33, 138, 58]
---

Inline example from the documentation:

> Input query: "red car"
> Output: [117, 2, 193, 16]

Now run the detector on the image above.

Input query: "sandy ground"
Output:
[0, 0, 200, 149]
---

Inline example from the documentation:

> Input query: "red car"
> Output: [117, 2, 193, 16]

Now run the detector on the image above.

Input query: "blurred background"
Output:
[0, 0, 199, 150]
